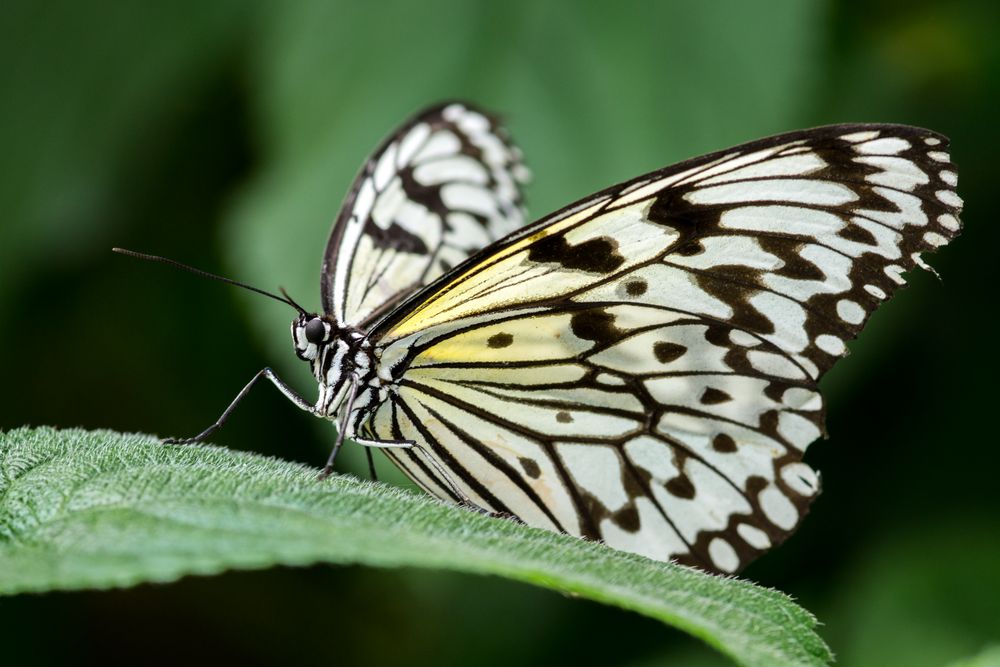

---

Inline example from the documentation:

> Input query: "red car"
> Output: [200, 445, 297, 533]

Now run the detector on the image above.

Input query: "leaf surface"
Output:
[0, 427, 831, 667]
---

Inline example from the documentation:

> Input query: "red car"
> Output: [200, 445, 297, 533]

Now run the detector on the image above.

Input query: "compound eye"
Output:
[304, 318, 326, 344]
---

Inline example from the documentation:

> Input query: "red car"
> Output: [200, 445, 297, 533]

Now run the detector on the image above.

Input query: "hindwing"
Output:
[322, 102, 529, 327]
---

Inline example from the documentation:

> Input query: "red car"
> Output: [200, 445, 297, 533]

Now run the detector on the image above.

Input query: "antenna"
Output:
[112, 248, 306, 314]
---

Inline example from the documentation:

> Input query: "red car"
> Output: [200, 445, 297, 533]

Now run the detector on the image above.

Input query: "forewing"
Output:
[366, 124, 961, 572]
[323, 102, 529, 327]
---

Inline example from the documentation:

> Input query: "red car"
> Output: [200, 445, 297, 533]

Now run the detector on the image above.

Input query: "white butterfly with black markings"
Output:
[117, 102, 962, 574]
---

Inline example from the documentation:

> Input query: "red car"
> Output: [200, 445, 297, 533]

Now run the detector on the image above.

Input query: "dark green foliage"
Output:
[1, 1, 998, 665]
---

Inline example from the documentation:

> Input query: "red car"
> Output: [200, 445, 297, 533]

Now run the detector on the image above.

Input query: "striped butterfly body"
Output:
[155, 102, 964, 574]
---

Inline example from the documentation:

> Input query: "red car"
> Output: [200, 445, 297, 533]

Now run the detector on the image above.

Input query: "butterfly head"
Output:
[291, 313, 372, 417]
[291, 313, 337, 361]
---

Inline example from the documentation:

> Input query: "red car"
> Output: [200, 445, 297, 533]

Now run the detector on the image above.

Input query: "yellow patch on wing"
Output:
[386, 198, 678, 339]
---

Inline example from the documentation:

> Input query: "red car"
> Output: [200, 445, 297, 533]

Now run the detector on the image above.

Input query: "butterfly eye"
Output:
[304, 318, 326, 344]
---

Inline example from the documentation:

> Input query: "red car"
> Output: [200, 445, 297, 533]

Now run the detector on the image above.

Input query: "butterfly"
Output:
[117, 102, 962, 574]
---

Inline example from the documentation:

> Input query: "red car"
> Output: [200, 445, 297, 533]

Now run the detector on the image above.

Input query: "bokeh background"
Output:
[2, 1, 998, 665]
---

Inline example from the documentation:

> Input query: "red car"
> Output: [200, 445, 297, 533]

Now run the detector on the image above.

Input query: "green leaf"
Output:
[0, 426, 831, 667]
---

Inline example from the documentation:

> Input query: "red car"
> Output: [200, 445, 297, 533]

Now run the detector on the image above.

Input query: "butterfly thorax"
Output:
[291, 314, 376, 419]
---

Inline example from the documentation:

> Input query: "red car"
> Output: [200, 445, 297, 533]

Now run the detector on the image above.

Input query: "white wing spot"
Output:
[457, 110, 490, 135]
[780, 462, 820, 496]
[816, 334, 846, 355]
[864, 284, 888, 299]
[441, 183, 497, 218]
[924, 137, 941, 146]
[782, 387, 822, 411]
[686, 179, 858, 207]
[857, 155, 929, 190]
[353, 179, 376, 222]
[729, 329, 761, 347]
[884, 264, 907, 285]
[708, 538, 740, 573]
[855, 137, 911, 155]
[441, 103, 467, 122]
[737, 523, 772, 549]
[938, 214, 960, 231]
[697, 152, 827, 185]
[928, 151, 949, 162]
[371, 177, 408, 229]
[777, 412, 821, 449]
[759, 486, 799, 530]
[413, 131, 462, 163]
[839, 130, 879, 143]
[801, 357, 820, 379]
[413, 156, 490, 186]
[836, 299, 866, 325]
[939, 170, 958, 186]
[512, 163, 532, 183]
[923, 231, 948, 247]
[747, 350, 806, 380]
[396, 123, 431, 166]
[936, 189, 963, 207]
[373, 143, 399, 190]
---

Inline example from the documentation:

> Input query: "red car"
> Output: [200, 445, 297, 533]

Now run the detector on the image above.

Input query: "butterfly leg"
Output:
[163, 367, 314, 445]
[318, 378, 363, 480]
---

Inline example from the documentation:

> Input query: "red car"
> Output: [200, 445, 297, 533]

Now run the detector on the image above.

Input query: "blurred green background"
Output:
[1, 1, 998, 665]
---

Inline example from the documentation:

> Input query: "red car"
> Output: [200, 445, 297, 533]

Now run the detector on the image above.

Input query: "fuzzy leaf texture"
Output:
[0, 427, 832, 667]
